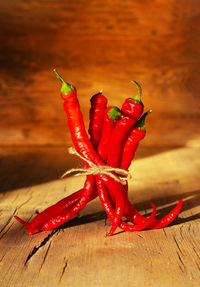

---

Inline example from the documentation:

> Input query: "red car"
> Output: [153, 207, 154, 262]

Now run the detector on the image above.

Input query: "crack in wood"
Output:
[193, 247, 200, 260]
[59, 257, 68, 282]
[136, 233, 144, 239]
[180, 224, 184, 239]
[17, 194, 32, 210]
[39, 241, 52, 272]
[176, 251, 186, 272]
[0, 208, 17, 235]
[0, 222, 14, 240]
[0, 253, 6, 263]
[163, 228, 168, 238]
[196, 262, 200, 272]
[173, 234, 183, 254]
[24, 229, 58, 266]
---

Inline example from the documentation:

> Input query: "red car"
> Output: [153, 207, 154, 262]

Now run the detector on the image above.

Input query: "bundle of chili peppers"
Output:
[14, 71, 183, 236]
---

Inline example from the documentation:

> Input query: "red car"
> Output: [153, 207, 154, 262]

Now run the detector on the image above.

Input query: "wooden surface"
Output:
[1, 0, 200, 286]
[0, 146, 200, 286]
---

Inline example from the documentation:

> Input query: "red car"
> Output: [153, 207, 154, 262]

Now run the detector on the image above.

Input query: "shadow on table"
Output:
[0, 147, 83, 193]
[58, 188, 200, 232]
[0, 146, 176, 193]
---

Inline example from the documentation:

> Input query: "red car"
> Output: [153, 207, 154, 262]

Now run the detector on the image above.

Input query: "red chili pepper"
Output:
[120, 110, 152, 170]
[14, 72, 182, 236]
[148, 200, 183, 229]
[96, 177, 156, 234]
[41, 175, 95, 231]
[101, 175, 126, 236]
[106, 117, 136, 168]
[14, 70, 99, 234]
[14, 183, 98, 235]
[97, 106, 122, 162]
[54, 72, 153, 235]
[124, 191, 183, 229]
[121, 81, 143, 119]
[88, 92, 107, 149]
[54, 70, 127, 236]
[54, 70, 103, 166]
[107, 82, 143, 168]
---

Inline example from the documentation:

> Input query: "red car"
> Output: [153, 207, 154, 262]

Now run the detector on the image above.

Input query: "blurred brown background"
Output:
[0, 0, 200, 191]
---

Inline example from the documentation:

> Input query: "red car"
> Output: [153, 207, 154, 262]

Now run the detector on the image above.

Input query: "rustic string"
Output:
[61, 147, 132, 185]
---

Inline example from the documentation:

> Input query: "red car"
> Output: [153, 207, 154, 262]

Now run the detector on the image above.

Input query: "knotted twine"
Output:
[61, 147, 132, 185]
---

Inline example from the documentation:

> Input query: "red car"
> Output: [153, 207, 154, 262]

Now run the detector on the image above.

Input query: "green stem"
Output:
[136, 110, 152, 131]
[108, 106, 123, 120]
[129, 80, 142, 104]
[53, 69, 75, 95]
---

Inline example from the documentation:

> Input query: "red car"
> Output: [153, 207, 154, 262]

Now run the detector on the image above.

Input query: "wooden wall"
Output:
[0, 0, 199, 148]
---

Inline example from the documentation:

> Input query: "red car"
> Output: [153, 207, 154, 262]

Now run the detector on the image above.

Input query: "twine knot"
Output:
[61, 147, 132, 185]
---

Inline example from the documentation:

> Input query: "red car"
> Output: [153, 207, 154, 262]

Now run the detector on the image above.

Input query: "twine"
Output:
[61, 147, 132, 185]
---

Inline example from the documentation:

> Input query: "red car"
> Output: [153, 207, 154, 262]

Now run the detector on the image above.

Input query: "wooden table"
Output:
[0, 145, 200, 286]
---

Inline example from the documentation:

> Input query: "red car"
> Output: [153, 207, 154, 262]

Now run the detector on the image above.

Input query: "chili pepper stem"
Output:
[108, 106, 123, 120]
[130, 80, 142, 103]
[136, 110, 152, 131]
[53, 69, 75, 95]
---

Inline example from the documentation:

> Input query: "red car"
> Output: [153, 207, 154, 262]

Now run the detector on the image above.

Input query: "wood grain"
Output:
[0, 146, 200, 286]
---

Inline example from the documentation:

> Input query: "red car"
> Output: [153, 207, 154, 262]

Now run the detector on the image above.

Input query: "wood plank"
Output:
[0, 146, 199, 286]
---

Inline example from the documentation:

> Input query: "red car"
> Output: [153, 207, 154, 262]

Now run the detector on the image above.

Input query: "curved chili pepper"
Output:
[41, 175, 95, 231]
[96, 177, 156, 234]
[88, 92, 107, 149]
[54, 70, 103, 166]
[14, 182, 98, 235]
[148, 200, 183, 229]
[14, 70, 99, 234]
[97, 106, 122, 162]
[124, 191, 183, 229]
[120, 110, 152, 170]
[100, 175, 126, 236]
